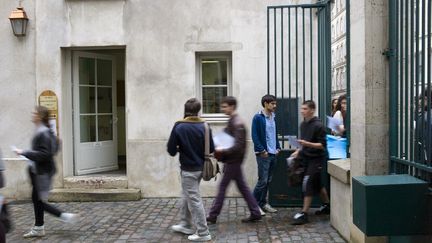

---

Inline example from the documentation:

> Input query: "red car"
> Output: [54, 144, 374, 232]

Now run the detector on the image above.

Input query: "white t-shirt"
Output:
[332, 111, 345, 135]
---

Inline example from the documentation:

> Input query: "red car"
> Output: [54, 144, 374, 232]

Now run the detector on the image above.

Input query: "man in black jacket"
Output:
[291, 100, 330, 225]
[167, 98, 213, 242]
[206, 96, 261, 224]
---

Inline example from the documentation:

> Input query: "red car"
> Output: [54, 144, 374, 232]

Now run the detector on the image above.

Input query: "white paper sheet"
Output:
[213, 131, 235, 150]
[287, 135, 302, 149]
[10, 145, 30, 163]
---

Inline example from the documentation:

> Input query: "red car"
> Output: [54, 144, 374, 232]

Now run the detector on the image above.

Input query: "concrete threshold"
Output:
[48, 188, 141, 202]
[64, 175, 128, 189]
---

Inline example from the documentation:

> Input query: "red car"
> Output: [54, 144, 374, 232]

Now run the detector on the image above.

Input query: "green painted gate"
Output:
[266, 1, 334, 207]
[387, 1, 432, 239]
[388, 0, 432, 188]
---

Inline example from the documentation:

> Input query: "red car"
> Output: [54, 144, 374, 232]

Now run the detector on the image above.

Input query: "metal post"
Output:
[415, 0, 420, 167]
[296, 7, 299, 101]
[267, 7, 270, 94]
[281, 8, 285, 148]
[274, 8, 277, 96]
[427, 0, 431, 168]
[345, 0, 351, 157]
[303, 8, 306, 100]
[399, 0, 404, 159]
[389, 0, 398, 173]
[288, 8, 292, 130]
[421, 0, 426, 166]
[310, 8, 313, 100]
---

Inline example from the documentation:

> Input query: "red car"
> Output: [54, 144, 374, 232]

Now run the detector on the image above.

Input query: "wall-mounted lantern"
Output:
[9, 6, 28, 37]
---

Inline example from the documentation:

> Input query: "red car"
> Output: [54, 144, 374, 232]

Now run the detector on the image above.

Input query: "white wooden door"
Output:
[73, 52, 118, 175]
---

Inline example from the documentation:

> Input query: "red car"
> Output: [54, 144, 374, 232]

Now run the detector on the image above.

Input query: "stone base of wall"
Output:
[328, 159, 351, 241]
[328, 159, 389, 243]
[350, 223, 387, 243]
[330, 176, 351, 240]
[0, 159, 32, 200]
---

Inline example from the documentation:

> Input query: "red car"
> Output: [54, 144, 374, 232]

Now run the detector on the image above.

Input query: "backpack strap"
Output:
[204, 123, 210, 157]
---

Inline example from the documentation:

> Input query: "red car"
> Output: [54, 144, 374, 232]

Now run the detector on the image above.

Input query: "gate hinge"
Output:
[382, 48, 396, 58]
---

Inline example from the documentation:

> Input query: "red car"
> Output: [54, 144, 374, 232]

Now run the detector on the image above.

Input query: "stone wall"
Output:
[0, 0, 314, 199]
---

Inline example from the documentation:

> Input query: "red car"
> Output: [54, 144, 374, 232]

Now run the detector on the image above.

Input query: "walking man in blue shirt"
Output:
[252, 94, 281, 215]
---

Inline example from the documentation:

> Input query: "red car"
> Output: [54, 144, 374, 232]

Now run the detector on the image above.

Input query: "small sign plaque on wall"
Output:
[38, 90, 59, 136]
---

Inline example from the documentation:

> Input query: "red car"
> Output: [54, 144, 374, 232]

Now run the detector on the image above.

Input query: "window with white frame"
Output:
[197, 53, 232, 116]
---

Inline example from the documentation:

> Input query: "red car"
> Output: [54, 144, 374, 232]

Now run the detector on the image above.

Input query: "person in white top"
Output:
[332, 95, 347, 136]
[331, 98, 338, 116]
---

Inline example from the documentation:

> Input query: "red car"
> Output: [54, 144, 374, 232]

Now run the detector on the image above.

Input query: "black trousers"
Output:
[28, 168, 62, 226]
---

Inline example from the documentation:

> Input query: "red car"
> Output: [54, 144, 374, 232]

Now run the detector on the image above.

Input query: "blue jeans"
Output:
[253, 154, 276, 208]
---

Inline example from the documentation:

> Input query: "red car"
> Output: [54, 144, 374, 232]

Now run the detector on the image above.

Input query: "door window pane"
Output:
[79, 87, 95, 114]
[79, 58, 95, 85]
[97, 59, 112, 86]
[80, 115, 96, 142]
[97, 87, 112, 113]
[202, 59, 227, 85]
[202, 87, 227, 114]
[98, 115, 113, 141]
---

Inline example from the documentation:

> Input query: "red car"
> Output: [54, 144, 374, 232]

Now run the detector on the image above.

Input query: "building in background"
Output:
[331, 0, 347, 98]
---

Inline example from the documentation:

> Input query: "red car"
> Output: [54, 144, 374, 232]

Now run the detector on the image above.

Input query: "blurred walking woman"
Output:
[14, 106, 77, 238]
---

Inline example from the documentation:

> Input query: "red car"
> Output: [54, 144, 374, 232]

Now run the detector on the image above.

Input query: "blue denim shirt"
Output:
[251, 111, 281, 153]
[265, 112, 277, 154]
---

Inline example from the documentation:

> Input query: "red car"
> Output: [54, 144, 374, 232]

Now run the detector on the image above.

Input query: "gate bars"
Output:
[267, 1, 332, 149]
[389, 0, 432, 187]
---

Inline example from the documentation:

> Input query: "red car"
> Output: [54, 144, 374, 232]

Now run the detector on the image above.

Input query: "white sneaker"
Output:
[188, 233, 212, 241]
[259, 207, 266, 216]
[23, 226, 45, 238]
[263, 204, 278, 213]
[60, 213, 79, 224]
[171, 224, 195, 235]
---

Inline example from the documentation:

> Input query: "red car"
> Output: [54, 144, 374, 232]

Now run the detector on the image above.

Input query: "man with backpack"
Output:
[167, 98, 214, 242]
[206, 96, 262, 224]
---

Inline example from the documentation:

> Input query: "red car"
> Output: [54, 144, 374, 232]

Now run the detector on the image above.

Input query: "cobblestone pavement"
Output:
[6, 198, 346, 243]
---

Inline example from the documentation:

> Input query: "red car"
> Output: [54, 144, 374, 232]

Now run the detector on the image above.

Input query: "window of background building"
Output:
[197, 53, 232, 116]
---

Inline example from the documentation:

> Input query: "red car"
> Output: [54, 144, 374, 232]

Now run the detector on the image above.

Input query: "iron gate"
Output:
[266, 1, 332, 147]
[389, 0, 432, 187]
[267, 1, 333, 206]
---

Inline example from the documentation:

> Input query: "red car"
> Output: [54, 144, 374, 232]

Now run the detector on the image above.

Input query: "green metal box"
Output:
[352, 175, 429, 236]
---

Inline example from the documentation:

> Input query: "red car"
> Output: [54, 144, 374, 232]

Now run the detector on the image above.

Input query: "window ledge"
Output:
[201, 115, 229, 124]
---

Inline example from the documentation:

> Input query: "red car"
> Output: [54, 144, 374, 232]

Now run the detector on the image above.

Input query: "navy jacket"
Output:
[251, 111, 281, 154]
[167, 118, 215, 171]
[21, 125, 57, 175]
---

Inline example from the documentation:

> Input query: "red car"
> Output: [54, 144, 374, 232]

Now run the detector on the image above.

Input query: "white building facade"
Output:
[0, 0, 316, 199]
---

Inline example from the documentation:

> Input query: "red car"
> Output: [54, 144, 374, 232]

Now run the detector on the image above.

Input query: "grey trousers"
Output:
[180, 170, 209, 236]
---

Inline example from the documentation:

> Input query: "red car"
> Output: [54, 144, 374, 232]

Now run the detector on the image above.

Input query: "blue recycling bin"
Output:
[327, 135, 347, 159]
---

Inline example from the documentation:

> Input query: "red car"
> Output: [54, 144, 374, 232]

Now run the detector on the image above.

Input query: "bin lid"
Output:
[353, 174, 428, 186]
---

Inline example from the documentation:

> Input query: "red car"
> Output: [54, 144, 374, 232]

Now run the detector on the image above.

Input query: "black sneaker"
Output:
[315, 203, 330, 215]
[206, 216, 217, 225]
[241, 215, 262, 223]
[291, 212, 308, 225]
